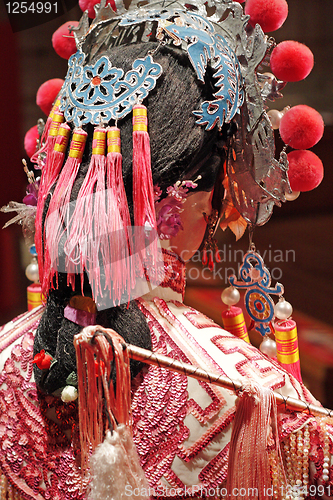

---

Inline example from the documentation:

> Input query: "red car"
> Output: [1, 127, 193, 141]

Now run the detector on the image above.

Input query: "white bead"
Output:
[221, 287, 240, 306]
[61, 385, 78, 403]
[260, 337, 277, 358]
[281, 106, 291, 116]
[267, 109, 283, 129]
[285, 190, 300, 201]
[274, 299, 293, 320]
[25, 260, 39, 283]
[322, 474, 329, 482]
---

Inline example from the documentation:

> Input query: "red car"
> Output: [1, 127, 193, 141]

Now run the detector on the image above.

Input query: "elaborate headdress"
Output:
[35, 0, 280, 303]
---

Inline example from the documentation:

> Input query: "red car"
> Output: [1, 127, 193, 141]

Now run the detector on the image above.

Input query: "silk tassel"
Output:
[227, 382, 285, 500]
[42, 128, 87, 296]
[132, 104, 158, 277]
[74, 326, 149, 500]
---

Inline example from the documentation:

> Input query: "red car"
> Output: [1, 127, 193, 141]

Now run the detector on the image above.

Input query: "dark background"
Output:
[0, 0, 332, 326]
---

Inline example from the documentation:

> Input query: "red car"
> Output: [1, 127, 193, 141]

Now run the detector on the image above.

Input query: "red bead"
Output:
[36, 79, 64, 116]
[24, 125, 39, 158]
[202, 249, 208, 266]
[79, 0, 116, 18]
[33, 349, 52, 370]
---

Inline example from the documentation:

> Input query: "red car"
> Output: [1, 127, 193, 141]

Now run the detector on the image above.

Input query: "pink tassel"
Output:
[132, 104, 158, 273]
[31, 102, 63, 168]
[42, 128, 87, 296]
[227, 382, 285, 500]
[74, 326, 132, 471]
[64, 127, 110, 300]
[35, 122, 71, 289]
[106, 127, 133, 300]
[45, 122, 71, 191]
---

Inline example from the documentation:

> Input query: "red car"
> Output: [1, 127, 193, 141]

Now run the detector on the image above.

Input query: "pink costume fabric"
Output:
[0, 250, 330, 499]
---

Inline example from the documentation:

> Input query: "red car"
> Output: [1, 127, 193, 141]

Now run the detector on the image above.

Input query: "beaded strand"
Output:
[283, 426, 310, 500]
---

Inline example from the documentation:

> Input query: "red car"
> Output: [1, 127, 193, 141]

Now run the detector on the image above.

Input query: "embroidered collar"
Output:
[142, 248, 186, 302]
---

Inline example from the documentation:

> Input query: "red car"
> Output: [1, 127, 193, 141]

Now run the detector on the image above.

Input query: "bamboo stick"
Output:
[76, 327, 333, 419]
[124, 343, 333, 419]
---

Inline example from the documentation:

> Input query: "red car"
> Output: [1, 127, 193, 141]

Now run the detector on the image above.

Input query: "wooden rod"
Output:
[124, 342, 333, 419]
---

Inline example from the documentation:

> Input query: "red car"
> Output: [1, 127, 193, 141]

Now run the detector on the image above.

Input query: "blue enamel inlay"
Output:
[60, 51, 163, 127]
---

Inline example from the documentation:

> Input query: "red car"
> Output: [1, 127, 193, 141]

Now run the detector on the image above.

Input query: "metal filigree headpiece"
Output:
[62, 0, 290, 226]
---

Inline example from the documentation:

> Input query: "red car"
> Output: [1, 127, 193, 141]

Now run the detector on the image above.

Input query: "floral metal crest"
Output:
[60, 51, 163, 126]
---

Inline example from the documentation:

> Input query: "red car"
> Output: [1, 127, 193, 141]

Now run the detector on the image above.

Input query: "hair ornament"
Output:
[155, 176, 201, 240]
[60, 51, 163, 127]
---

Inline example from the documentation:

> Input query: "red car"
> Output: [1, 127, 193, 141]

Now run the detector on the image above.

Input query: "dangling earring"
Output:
[201, 209, 221, 271]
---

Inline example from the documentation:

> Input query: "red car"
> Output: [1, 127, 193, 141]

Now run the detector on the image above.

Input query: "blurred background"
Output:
[0, 0, 332, 403]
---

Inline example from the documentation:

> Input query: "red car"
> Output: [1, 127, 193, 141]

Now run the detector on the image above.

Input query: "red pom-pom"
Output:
[79, 0, 115, 18]
[279, 105, 324, 149]
[33, 349, 53, 370]
[24, 125, 39, 158]
[270, 41, 314, 82]
[36, 78, 64, 116]
[245, 0, 288, 32]
[287, 150, 324, 192]
[52, 21, 79, 60]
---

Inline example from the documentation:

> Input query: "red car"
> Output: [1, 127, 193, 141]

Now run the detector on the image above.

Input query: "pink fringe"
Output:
[31, 107, 62, 168]
[132, 130, 156, 230]
[132, 106, 158, 279]
[42, 128, 87, 297]
[74, 326, 132, 472]
[45, 123, 71, 191]
[106, 141, 132, 301]
[227, 382, 285, 500]
[64, 128, 110, 300]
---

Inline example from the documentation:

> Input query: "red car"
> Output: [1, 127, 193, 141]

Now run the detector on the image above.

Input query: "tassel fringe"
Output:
[227, 382, 286, 500]
[75, 326, 148, 500]
[42, 128, 87, 296]
[88, 425, 149, 500]
[74, 326, 132, 469]
[132, 104, 158, 277]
